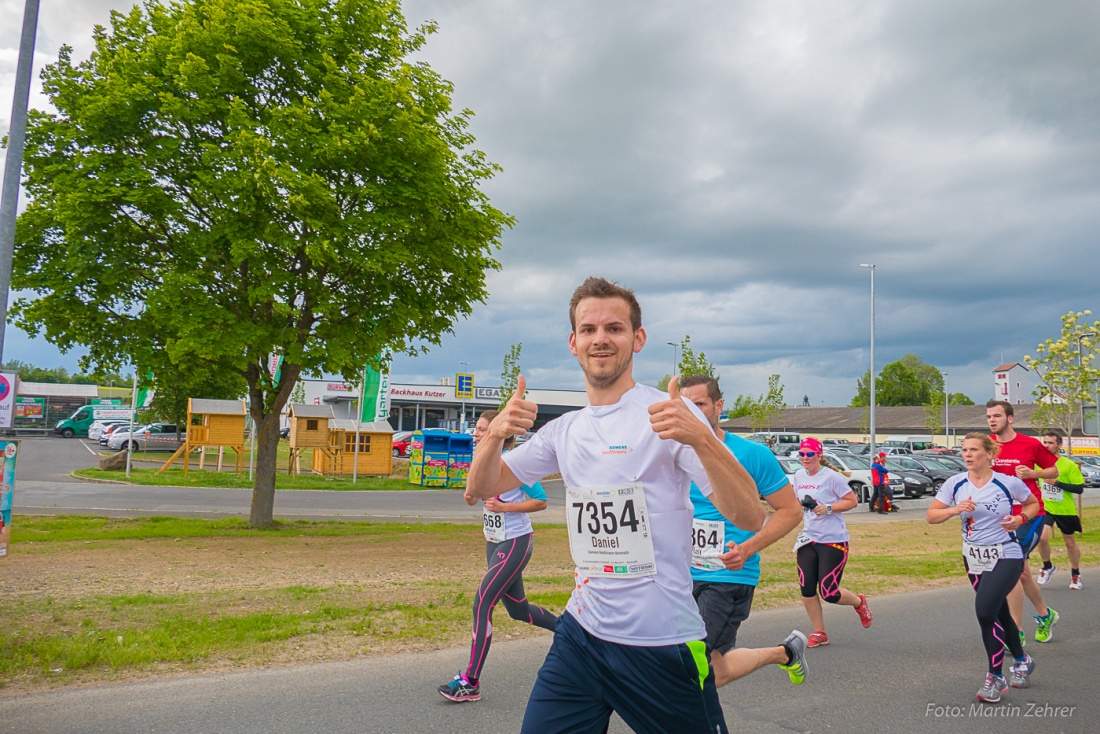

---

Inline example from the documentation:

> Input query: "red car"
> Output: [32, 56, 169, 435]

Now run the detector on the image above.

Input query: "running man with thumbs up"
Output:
[467, 276, 765, 734]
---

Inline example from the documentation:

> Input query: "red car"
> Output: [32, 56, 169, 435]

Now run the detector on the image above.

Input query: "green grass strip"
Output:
[73, 467, 424, 491]
[11, 515, 481, 543]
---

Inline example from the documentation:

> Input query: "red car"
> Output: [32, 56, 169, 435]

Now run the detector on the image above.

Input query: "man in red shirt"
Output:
[986, 400, 1060, 643]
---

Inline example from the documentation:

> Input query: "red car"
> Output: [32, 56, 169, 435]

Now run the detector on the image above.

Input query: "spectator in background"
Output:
[870, 452, 893, 514]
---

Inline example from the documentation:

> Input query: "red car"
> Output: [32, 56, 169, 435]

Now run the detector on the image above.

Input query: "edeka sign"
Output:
[0, 372, 16, 428]
[474, 387, 501, 400]
[0, 440, 20, 558]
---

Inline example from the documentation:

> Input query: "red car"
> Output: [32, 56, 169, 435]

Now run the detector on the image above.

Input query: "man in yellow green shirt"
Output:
[1036, 432, 1086, 590]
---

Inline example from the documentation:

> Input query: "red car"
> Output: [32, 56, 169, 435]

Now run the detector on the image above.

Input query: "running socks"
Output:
[1042, 561, 1053, 570]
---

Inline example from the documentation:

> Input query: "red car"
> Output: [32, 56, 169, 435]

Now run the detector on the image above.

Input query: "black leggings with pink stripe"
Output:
[968, 557, 1025, 675]
[797, 541, 848, 602]
[466, 533, 558, 681]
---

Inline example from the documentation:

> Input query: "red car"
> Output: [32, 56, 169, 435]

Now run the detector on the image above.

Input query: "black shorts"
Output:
[1014, 514, 1046, 558]
[692, 581, 755, 655]
[1043, 513, 1083, 535]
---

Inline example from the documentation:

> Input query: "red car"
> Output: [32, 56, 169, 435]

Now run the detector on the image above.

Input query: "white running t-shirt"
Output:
[504, 383, 719, 646]
[793, 467, 853, 543]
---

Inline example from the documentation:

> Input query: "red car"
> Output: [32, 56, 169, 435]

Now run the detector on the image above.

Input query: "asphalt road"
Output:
[12, 435, 1001, 524]
[2, 581, 1096, 734]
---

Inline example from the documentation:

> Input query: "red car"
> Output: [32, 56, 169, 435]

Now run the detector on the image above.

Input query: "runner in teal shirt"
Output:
[680, 376, 806, 687]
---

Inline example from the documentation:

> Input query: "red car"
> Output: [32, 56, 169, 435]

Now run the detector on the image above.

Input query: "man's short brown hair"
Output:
[569, 277, 642, 332]
[1043, 430, 1064, 445]
[985, 399, 1014, 417]
[678, 374, 721, 403]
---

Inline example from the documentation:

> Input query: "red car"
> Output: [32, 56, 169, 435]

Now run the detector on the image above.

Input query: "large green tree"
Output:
[1026, 310, 1100, 451]
[851, 354, 960, 407]
[12, 0, 512, 525]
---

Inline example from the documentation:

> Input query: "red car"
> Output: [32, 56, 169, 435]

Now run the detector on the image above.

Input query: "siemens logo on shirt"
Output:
[602, 445, 634, 455]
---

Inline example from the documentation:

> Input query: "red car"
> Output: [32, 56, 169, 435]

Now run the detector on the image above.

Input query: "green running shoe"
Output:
[1034, 608, 1059, 643]
[778, 630, 808, 685]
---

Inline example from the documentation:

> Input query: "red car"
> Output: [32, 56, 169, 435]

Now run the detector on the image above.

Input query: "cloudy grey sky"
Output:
[2, 0, 1098, 405]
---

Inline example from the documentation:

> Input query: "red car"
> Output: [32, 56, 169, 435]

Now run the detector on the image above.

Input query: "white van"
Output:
[751, 432, 801, 455]
[883, 435, 936, 452]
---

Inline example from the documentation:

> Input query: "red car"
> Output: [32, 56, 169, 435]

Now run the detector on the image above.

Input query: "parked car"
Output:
[887, 466, 934, 498]
[882, 435, 937, 452]
[822, 451, 910, 503]
[99, 422, 132, 446]
[1076, 455, 1100, 469]
[89, 420, 129, 441]
[925, 453, 966, 472]
[109, 423, 186, 452]
[514, 430, 537, 446]
[1074, 457, 1100, 488]
[885, 455, 956, 491]
[391, 431, 413, 457]
[279, 426, 290, 439]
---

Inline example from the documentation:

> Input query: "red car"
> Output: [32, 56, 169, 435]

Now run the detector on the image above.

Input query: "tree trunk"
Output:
[249, 409, 283, 526]
[247, 360, 300, 527]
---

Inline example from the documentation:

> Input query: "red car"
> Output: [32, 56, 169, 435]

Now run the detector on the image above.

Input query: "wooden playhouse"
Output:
[286, 403, 337, 475]
[312, 419, 394, 477]
[160, 398, 248, 475]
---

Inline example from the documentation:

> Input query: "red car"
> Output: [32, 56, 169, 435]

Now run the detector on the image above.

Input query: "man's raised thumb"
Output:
[668, 375, 680, 400]
[512, 374, 527, 401]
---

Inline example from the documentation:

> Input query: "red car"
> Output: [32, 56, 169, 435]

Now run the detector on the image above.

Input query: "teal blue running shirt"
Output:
[689, 433, 789, 586]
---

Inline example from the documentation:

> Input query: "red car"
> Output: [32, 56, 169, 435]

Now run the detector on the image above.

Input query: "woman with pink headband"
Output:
[791, 437, 873, 647]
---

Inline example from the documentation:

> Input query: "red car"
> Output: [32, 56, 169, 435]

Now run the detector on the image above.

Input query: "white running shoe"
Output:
[1037, 564, 1056, 585]
[1070, 574, 1083, 590]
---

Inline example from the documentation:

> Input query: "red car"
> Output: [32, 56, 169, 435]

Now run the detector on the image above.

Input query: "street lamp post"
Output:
[666, 341, 679, 377]
[943, 372, 949, 448]
[0, 0, 42, 364]
[859, 264, 876, 458]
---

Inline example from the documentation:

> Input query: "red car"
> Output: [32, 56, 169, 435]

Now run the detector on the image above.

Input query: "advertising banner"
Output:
[0, 440, 19, 558]
[14, 397, 45, 418]
[360, 351, 391, 423]
[0, 372, 15, 428]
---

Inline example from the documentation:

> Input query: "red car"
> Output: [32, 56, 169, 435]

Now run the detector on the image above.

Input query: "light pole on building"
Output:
[459, 361, 470, 430]
[859, 264, 876, 457]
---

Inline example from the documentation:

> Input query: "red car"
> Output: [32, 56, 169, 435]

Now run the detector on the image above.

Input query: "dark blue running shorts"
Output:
[520, 612, 728, 734]
[1015, 514, 1045, 558]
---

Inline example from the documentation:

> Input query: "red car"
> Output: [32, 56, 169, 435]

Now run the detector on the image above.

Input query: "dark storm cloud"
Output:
[3, 1, 1097, 404]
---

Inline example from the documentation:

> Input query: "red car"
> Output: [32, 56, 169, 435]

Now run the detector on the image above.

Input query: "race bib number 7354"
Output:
[567, 483, 656, 578]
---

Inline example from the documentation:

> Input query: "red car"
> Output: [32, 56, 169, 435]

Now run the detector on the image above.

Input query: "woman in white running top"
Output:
[438, 410, 558, 703]
[927, 432, 1038, 705]
[791, 437, 873, 648]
